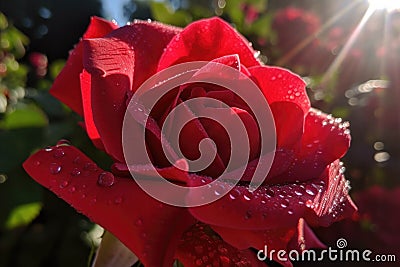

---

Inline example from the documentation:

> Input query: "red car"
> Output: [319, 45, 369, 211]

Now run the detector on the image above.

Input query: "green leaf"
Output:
[0, 103, 48, 129]
[5, 202, 42, 229]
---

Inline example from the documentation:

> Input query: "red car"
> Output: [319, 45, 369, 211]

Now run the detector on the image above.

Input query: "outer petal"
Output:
[158, 17, 261, 70]
[249, 66, 310, 113]
[50, 17, 118, 115]
[82, 21, 181, 162]
[175, 223, 267, 267]
[23, 145, 195, 267]
[188, 161, 357, 230]
[271, 109, 351, 183]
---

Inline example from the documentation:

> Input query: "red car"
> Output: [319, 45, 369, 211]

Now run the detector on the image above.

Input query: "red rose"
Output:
[23, 17, 356, 267]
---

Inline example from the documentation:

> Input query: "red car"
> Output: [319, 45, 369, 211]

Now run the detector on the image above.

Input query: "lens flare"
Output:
[368, 0, 400, 11]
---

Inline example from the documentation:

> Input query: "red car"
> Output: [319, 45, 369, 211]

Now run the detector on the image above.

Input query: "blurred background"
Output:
[0, 0, 399, 266]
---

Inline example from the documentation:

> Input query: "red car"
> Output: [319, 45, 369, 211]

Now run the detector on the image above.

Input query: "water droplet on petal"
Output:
[265, 188, 275, 197]
[34, 161, 41, 166]
[114, 196, 123, 204]
[53, 148, 65, 158]
[195, 259, 203, 266]
[44, 146, 53, 152]
[229, 188, 240, 200]
[57, 179, 68, 188]
[69, 186, 76, 192]
[71, 168, 81, 176]
[49, 163, 61, 174]
[306, 188, 315, 196]
[243, 191, 253, 201]
[97, 172, 115, 187]
[84, 162, 98, 171]
[135, 218, 143, 226]
[288, 209, 294, 215]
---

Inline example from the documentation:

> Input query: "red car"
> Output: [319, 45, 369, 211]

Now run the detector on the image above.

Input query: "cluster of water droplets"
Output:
[34, 141, 130, 207]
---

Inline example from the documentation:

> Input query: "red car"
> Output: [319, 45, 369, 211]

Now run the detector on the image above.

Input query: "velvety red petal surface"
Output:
[50, 17, 117, 115]
[188, 160, 356, 230]
[79, 70, 104, 149]
[175, 223, 267, 267]
[249, 66, 310, 113]
[270, 109, 351, 184]
[82, 20, 181, 162]
[157, 17, 261, 70]
[23, 145, 195, 267]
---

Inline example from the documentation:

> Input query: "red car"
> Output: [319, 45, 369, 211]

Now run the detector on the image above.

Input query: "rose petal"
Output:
[270, 101, 304, 149]
[188, 161, 356, 231]
[82, 21, 181, 162]
[175, 223, 267, 267]
[50, 17, 117, 115]
[158, 17, 261, 70]
[23, 145, 195, 267]
[249, 66, 310, 113]
[274, 109, 351, 183]
[80, 70, 104, 149]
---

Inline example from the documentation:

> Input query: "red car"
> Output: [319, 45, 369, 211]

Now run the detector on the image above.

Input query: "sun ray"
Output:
[277, 0, 362, 66]
[320, 6, 377, 86]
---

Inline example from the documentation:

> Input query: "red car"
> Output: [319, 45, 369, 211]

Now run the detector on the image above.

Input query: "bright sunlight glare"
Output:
[368, 0, 400, 11]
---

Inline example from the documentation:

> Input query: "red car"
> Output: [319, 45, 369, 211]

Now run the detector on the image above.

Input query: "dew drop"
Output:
[294, 189, 303, 196]
[229, 189, 240, 200]
[84, 162, 98, 171]
[97, 172, 115, 187]
[306, 188, 315, 196]
[270, 76, 277, 81]
[135, 218, 143, 226]
[195, 259, 203, 266]
[243, 191, 253, 201]
[53, 148, 65, 158]
[244, 210, 252, 220]
[34, 161, 41, 166]
[49, 163, 61, 174]
[71, 168, 81, 176]
[73, 156, 81, 164]
[305, 200, 314, 208]
[114, 196, 123, 204]
[265, 188, 275, 197]
[44, 146, 53, 152]
[59, 180, 69, 188]
[69, 186, 76, 192]
[288, 209, 294, 215]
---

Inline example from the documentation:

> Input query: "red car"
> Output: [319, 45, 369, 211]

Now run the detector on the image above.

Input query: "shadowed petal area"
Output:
[23, 145, 195, 267]
[50, 17, 118, 115]
[158, 17, 261, 70]
[175, 223, 267, 267]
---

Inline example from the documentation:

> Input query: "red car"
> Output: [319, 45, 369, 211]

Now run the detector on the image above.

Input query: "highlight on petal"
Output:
[188, 160, 356, 231]
[23, 144, 195, 267]
[82, 20, 181, 162]
[158, 17, 261, 70]
[249, 66, 310, 113]
[50, 17, 118, 115]
[272, 109, 351, 183]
